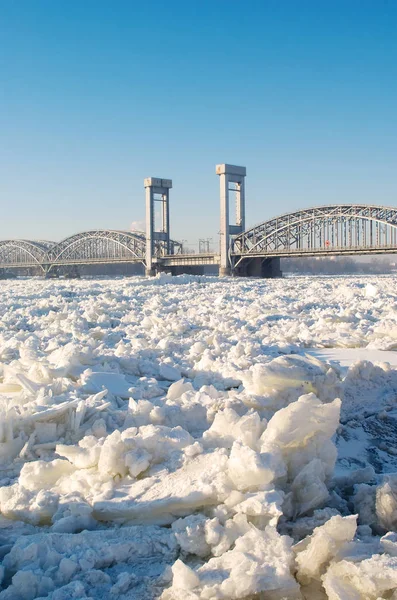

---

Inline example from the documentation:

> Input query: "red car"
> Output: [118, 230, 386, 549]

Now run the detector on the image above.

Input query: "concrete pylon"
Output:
[144, 177, 172, 276]
[216, 164, 246, 276]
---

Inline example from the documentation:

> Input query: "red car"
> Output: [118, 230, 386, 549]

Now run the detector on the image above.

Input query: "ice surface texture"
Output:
[0, 274, 397, 598]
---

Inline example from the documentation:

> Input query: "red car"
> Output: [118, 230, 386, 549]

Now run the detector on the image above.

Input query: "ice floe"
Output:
[0, 274, 396, 598]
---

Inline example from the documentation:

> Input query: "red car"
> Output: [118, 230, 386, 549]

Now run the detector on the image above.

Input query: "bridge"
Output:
[231, 204, 397, 276]
[1, 165, 397, 278]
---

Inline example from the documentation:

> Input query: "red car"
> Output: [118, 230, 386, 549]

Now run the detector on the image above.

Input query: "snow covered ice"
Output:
[2, 274, 397, 598]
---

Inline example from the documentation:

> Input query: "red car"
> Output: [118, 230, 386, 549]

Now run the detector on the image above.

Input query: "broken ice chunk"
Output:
[376, 474, 397, 532]
[231, 489, 284, 527]
[81, 371, 133, 398]
[228, 440, 286, 491]
[93, 451, 231, 525]
[294, 514, 357, 585]
[19, 459, 76, 492]
[171, 559, 200, 591]
[163, 526, 300, 600]
[159, 363, 181, 381]
[322, 553, 397, 599]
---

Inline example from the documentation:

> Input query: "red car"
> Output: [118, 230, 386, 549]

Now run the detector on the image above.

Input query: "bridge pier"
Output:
[44, 265, 81, 279]
[169, 265, 206, 276]
[216, 164, 246, 277]
[219, 266, 231, 277]
[235, 257, 282, 278]
[144, 177, 172, 276]
[45, 268, 59, 279]
[0, 268, 16, 279]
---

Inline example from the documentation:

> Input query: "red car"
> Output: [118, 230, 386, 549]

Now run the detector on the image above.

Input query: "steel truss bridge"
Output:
[2, 204, 397, 277]
[0, 230, 182, 275]
[231, 204, 397, 266]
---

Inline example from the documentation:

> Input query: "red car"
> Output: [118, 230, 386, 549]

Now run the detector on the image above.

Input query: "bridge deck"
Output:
[159, 253, 220, 267]
[3, 245, 397, 271]
[232, 244, 397, 259]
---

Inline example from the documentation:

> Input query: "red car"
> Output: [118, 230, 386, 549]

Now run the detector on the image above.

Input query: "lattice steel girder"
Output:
[0, 240, 50, 269]
[232, 205, 397, 256]
[46, 230, 147, 267]
[0, 230, 185, 270]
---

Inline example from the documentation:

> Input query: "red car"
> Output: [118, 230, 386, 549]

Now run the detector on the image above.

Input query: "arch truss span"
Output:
[0, 240, 53, 270]
[46, 230, 148, 269]
[231, 204, 397, 265]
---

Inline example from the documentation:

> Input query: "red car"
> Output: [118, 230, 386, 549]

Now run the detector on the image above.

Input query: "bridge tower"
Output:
[144, 177, 172, 276]
[216, 164, 246, 276]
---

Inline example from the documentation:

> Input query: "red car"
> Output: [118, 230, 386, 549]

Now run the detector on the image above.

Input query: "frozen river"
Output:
[0, 274, 397, 599]
[308, 347, 397, 369]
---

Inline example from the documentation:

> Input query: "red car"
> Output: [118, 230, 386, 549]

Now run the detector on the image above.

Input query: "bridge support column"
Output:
[235, 257, 282, 278]
[144, 177, 172, 276]
[261, 257, 282, 278]
[216, 164, 246, 277]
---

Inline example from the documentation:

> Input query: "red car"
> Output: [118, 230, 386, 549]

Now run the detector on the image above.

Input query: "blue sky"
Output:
[1, 1, 396, 249]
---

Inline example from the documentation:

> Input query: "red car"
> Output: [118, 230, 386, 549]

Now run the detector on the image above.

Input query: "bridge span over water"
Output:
[1, 165, 397, 278]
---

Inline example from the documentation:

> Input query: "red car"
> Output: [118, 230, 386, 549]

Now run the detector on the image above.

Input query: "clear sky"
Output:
[1, 1, 396, 249]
